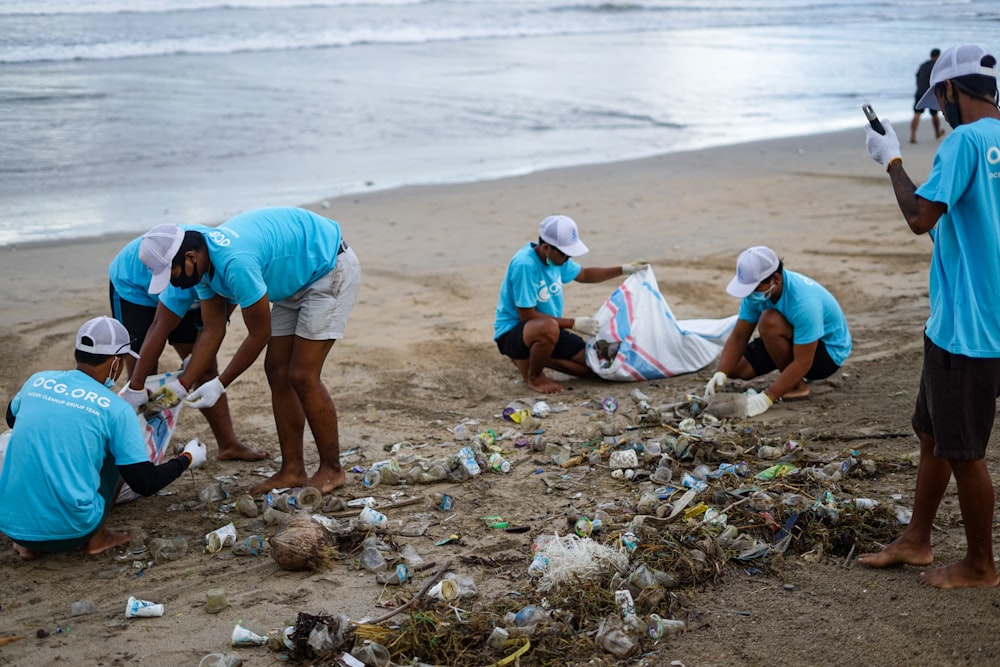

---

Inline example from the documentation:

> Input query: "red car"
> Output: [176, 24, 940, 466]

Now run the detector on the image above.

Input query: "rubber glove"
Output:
[184, 376, 226, 409]
[622, 260, 651, 275]
[746, 392, 773, 418]
[181, 439, 207, 468]
[118, 385, 149, 411]
[704, 371, 727, 398]
[151, 377, 188, 407]
[573, 316, 600, 337]
[865, 120, 901, 170]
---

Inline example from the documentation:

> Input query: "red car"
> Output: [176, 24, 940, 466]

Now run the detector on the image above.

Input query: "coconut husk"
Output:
[270, 515, 339, 571]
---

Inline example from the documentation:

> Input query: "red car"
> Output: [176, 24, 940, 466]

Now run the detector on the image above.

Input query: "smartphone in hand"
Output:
[862, 103, 885, 135]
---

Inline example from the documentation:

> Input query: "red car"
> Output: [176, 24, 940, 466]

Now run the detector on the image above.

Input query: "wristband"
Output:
[886, 157, 902, 172]
[177, 376, 191, 391]
[179, 452, 193, 467]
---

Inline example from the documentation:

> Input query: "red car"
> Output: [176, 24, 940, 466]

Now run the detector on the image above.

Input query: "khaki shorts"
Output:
[270, 246, 361, 340]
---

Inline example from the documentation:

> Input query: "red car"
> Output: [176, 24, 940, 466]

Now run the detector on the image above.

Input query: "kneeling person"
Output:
[704, 246, 852, 416]
[493, 215, 648, 394]
[0, 317, 205, 560]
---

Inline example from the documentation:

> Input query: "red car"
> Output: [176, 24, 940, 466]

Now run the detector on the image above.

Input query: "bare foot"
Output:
[84, 528, 130, 556]
[251, 469, 309, 495]
[13, 543, 40, 560]
[306, 465, 346, 494]
[910, 138, 917, 144]
[527, 375, 564, 394]
[782, 383, 811, 402]
[217, 441, 270, 462]
[936, 129, 946, 138]
[858, 538, 933, 568]
[918, 560, 999, 589]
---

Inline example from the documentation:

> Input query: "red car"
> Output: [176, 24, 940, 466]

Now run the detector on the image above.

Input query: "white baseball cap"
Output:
[139, 224, 185, 295]
[726, 246, 780, 298]
[76, 316, 139, 359]
[916, 44, 997, 111]
[539, 215, 589, 257]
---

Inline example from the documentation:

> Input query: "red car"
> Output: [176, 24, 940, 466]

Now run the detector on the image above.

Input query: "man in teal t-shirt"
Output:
[0, 317, 204, 559]
[108, 229, 266, 461]
[861, 44, 1000, 589]
[138, 207, 362, 495]
[703, 246, 852, 418]
[493, 215, 649, 394]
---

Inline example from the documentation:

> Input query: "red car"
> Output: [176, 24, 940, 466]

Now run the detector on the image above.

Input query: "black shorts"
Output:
[109, 282, 202, 353]
[912, 335, 1000, 461]
[495, 321, 585, 361]
[743, 337, 840, 381]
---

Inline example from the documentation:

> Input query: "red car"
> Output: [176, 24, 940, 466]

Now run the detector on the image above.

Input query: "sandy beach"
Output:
[3, 128, 1000, 667]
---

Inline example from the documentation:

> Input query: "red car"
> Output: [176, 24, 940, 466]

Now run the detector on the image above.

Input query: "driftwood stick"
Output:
[365, 556, 454, 625]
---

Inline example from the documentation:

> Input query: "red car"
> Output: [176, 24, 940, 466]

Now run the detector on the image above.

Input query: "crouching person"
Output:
[0, 317, 205, 560]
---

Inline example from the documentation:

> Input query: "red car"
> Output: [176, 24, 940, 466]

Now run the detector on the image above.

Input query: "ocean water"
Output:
[1, 0, 996, 246]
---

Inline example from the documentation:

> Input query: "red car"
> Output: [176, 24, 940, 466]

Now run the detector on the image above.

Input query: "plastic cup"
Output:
[428, 579, 458, 601]
[125, 596, 164, 618]
[205, 589, 228, 614]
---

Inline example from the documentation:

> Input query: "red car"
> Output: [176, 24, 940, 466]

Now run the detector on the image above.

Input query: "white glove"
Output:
[865, 120, 901, 169]
[181, 439, 207, 468]
[118, 385, 148, 411]
[151, 377, 188, 408]
[573, 316, 600, 337]
[622, 260, 651, 275]
[184, 376, 226, 409]
[746, 392, 773, 418]
[704, 371, 727, 398]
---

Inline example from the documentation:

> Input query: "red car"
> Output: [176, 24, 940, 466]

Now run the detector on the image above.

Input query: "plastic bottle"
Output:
[487, 452, 512, 473]
[513, 604, 549, 627]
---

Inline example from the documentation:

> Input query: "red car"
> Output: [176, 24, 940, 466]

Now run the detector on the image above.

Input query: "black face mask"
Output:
[943, 100, 962, 129]
[170, 258, 201, 289]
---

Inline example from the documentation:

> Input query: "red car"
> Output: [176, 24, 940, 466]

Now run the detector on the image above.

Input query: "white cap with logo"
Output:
[139, 224, 185, 295]
[76, 316, 139, 359]
[539, 215, 589, 257]
[916, 44, 997, 111]
[726, 246, 780, 298]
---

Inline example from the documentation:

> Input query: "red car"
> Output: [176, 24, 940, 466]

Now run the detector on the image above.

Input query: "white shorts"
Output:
[270, 246, 361, 340]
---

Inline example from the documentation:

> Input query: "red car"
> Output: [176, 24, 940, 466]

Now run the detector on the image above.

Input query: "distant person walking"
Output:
[910, 48, 945, 143]
[862, 44, 1000, 589]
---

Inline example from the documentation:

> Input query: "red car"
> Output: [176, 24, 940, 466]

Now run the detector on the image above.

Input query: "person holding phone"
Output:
[862, 44, 1000, 588]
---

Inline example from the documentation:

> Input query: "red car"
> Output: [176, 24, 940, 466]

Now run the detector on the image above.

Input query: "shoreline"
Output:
[0, 124, 882, 254]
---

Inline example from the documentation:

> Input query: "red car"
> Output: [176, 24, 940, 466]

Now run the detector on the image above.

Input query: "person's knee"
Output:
[525, 318, 560, 346]
[287, 364, 323, 394]
[757, 309, 790, 338]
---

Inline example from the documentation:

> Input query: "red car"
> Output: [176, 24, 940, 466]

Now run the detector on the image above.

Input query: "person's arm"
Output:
[575, 266, 625, 283]
[178, 294, 229, 388]
[217, 295, 272, 388]
[765, 341, 818, 401]
[715, 319, 756, 375]
[118, 456, 190, 496]
[886, 161, 947, 235]
[128, 304, 183, 390]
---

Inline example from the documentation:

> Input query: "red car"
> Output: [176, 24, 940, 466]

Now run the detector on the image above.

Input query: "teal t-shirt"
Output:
[737, 269, 852, 366]
[916, 118, 1000, 357]
[194, 207, 342, 307]
[493, 242, 583, 339]
[0, 370, 148, 542]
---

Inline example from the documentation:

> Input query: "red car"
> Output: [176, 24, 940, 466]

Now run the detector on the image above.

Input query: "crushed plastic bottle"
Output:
[149, 536, 188, 563]
[487, 452, 512, 473]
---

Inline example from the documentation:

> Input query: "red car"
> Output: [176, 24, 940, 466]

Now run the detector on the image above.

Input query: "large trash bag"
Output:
[116, 371, 185, 503]
[585, 267, 737, 381]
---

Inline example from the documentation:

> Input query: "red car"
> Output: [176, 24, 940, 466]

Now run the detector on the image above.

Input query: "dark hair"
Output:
[766, 259, 784, 282]
[171, 230, 206, 269]
[931, 48, 940, 58]
[75, 349, 112, 365]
